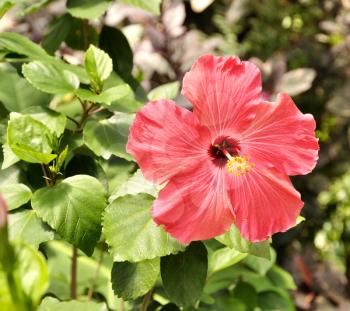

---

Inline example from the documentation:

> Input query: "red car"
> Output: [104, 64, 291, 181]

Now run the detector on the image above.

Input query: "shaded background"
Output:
[1, 0, 350, 310]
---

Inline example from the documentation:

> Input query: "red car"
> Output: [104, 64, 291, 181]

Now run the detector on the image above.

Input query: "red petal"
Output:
[182, 55, 262, 137]
[241, 93, 319, 175]
[228, 168, 303, 242]
[152, 161, 235, 244]
[127, 100, 211, 184]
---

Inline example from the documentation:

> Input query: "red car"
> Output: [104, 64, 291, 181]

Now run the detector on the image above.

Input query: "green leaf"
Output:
[216, 224, 271, 259]
[65, 19, 98, 52]
[42, 14, 73, 55]
[0, 32, 50, 60]
[111, 258, 159, 300]
[148, 81, 180, 100]
[0, 242, 49, 308]
[84, 44, 113, 90]
[161, 242, 208, 308]
[267, 265, 296, 290]
[22, 61, 80, 95]
[103, 194, 184, 262]
[243, 251, 275, 275]
[23, 106, 67, 137]
[257, 290, 295, 311]
[83, 112, 133, 161]
[1, 143, 19, 170]
[119, 0, 162, 14]
[0, 2, 13, 18]
[8, 209, 54, 248]
[0, 70, 50, 112]
[109, 169, 158, 203]
[99, 26, 133, 76]
[0, 184, 31, 211]
[67, 0, 111, 20]
[75, 85, 130, 105]
[232, 282, 257, 310]
[39, 297, 108, 311]
[32, 175, 107, 256]
[7, 113, 56, 164]
[208, 247, 247, 274]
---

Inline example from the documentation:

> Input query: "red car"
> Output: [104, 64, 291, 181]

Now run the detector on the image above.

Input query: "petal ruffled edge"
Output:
[228, 167, 303, 242]
[126, 99, 211, 184]
[182, 54, 262, 137]
[240, 93, 319, 175]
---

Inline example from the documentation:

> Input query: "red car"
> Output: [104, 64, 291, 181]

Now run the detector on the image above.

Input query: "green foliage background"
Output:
[0, 0, 349, 310]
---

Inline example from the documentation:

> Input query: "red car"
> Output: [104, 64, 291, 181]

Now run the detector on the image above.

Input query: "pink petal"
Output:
[240, 93, 319, 175]
[127, 100, 211, 184]
[228, 168, 303, 242]
[182, 55, 262, 137]
[152, 161, 235, 244]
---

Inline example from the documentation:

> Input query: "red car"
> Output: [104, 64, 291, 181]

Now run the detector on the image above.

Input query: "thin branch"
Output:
[87, 249, 104, 300]
[140, 289, 153, 311]
[66, 115, 80, 126]
[70, 246, 78, 299]
[41, 164, 50, 186]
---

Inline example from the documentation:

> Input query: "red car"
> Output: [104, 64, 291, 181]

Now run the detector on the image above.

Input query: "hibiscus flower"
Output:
[127, 55, 319, 244]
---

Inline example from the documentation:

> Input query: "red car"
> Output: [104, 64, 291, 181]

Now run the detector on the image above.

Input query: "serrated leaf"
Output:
[1, 143, 19, 170]
[119, 0, 162, 15]
[111, 258, 159, 300]
[75, 85, 130, 105]
[109, 169, 158, 203]
[0, 184, 31, 211]
[161, 242, 208, 308]
[0, 32, 50, 60]
[83, 112, 133, 161]
[23, 106, 67, 137]
[266, 265, 296, 290]
[208, 247, 247, 274]
[0, 70, 50, 112]
[148, 81, 180, 100]
[8, 209, 54, 248]
[103, 194, 184, 262]
[32, 175, 106, 256]
[84, 44, 113, 89]
[38, 297, 108, 311]
[67, 0, 111, 20]
[22, 61, 80, 95]
[7, 113, 56, 164]
[216, 224, 271, 259]
[243, 251, 275, 275]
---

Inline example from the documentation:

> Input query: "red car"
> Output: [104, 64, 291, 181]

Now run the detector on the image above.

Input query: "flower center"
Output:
[209, 136, 254, 176]
[226, 155, 254, 176]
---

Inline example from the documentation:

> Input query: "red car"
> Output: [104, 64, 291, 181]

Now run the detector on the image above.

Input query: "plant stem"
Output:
[87, 249, 104, 300]
[71, 246, 78, 299]
[140, 289, 153, 311]
[41, 164, 51, 186]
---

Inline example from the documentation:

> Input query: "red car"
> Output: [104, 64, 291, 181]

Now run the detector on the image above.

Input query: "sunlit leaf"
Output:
[0, 184, 31, 211]
[32, 175, 107, 256]
[8, 209, 54, 248]
[7, 113, 56, 164]
[103, 194, 184, 262]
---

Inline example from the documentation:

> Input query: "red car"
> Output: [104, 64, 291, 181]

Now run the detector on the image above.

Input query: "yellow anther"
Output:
[226, 156, 254, 176]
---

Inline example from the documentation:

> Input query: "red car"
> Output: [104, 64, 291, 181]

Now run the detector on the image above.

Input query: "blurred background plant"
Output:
[1, 0, 350, 310]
